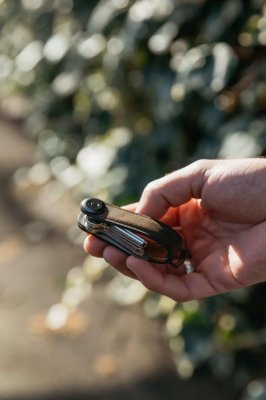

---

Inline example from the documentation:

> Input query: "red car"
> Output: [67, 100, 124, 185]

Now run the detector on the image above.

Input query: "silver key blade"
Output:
[79, 213, 147, 257]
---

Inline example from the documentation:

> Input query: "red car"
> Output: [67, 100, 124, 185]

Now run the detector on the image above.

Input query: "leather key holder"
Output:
[78, 198, 187, 268]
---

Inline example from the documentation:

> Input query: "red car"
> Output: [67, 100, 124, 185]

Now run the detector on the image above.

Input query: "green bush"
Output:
[1, 0, 266, 394]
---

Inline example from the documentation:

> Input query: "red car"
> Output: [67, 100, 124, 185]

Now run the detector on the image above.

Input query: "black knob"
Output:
[80, 198, 106, 215]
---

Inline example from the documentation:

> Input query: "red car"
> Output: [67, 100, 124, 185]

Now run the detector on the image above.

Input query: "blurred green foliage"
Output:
[1, 0, 266, 201]
[1, 0, 266, 396]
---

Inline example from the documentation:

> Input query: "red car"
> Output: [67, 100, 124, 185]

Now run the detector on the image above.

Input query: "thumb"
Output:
[136, 160, 212, 219]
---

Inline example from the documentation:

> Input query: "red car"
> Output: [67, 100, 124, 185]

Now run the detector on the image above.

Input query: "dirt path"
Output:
[0, 119, 236, 400]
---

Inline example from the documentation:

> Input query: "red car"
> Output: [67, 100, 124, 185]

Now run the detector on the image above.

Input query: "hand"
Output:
[84, 159, 266, 301]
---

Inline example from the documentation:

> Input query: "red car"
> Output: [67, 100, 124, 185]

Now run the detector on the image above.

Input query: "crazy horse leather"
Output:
[79, 198, 187, 268]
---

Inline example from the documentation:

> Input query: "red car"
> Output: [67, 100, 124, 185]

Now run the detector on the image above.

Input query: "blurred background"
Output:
[0, 0, 266, 399]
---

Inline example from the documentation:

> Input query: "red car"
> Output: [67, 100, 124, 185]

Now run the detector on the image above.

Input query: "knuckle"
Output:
[190, 159, 213, 174]
[143, 280, 159, 292]
[143, 179, 160, 197]
[191, 159, 208, 171]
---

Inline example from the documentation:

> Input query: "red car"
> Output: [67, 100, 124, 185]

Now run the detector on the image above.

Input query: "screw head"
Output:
[87, 198, 104, 211]
[80, 198, 106, 215]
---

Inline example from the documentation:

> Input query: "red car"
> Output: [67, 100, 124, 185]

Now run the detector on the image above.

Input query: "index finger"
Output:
[135, 160, 212, 219]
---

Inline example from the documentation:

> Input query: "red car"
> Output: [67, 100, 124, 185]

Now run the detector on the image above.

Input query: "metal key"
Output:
[79, 213, 147, 257]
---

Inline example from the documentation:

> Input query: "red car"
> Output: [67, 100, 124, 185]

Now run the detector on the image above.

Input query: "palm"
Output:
[176, 198, 265, 295]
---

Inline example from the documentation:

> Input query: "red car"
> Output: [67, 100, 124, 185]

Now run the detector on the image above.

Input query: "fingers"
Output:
[83, 234, 107, 257]
[85, 235, 219, 300]
[136, 160, 213, 219]
[84, 235, 137, 279]
[121, 203, 138, 212]
[126, 256, 217, 301]
[103, 246, 137, 279]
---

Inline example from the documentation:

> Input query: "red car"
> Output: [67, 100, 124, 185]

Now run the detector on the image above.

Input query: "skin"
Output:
[84, 159, 266, 302]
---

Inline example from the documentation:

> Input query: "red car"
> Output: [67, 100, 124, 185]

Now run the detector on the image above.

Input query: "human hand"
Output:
[84, 159, 266, 301]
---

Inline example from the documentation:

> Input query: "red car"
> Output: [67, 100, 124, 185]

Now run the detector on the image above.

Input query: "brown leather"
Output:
[89, 201, 187, 267]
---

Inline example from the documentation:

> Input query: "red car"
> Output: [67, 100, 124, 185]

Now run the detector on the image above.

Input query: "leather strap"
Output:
[82, 199, 187, 267]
